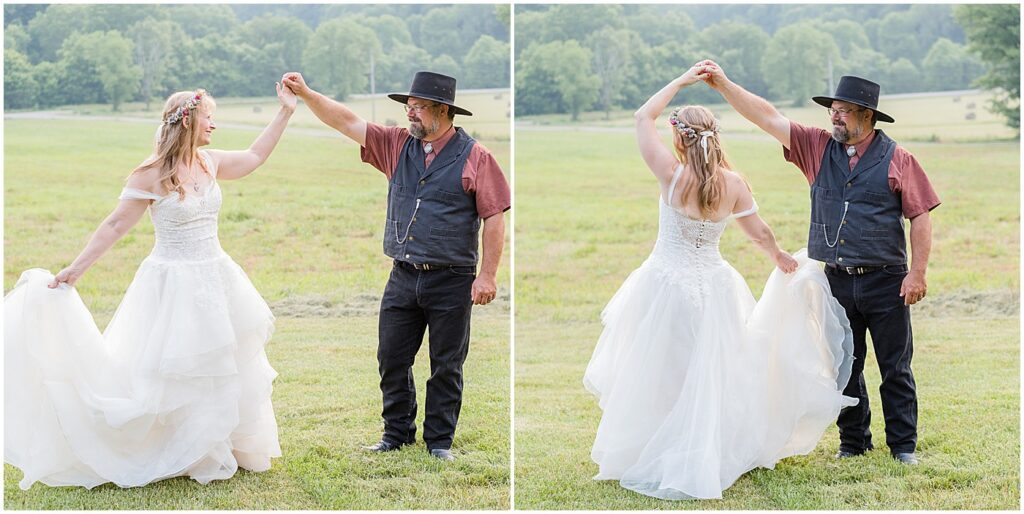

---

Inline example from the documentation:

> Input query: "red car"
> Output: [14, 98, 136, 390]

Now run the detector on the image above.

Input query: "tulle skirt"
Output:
[584, 250, 857, 500]
[5, 254, 279, 490]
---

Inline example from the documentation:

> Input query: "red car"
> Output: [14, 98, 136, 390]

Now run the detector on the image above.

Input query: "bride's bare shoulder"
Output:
[126, 157, 164, 192]
[719, 168, 752, 191]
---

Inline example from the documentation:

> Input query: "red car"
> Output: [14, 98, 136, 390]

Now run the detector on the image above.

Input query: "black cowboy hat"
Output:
[812, 75, 894, 123]
[388, 71, 473, 117]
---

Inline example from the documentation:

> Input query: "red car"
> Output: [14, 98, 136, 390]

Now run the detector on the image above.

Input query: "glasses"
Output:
[404, 102, 437, 114]
[828, 107, 864, 117]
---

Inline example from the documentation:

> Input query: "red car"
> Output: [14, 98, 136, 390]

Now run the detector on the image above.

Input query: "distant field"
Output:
[28, 89, 512, 144]
[513, 95, 1019, 509]
[3, 106, 510, 509]
[518, 90, 1016, 143]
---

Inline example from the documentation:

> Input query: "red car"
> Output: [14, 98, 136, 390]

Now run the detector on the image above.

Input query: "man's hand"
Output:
[281, 72, 311, 99]
[696, 59, 730, 91]
[900, 269, 927, 305]
[471, 273, 497, 305]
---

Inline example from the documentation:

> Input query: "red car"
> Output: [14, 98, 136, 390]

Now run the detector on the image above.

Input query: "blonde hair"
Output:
[671, 105, 732, 218]
[131, 89, 215, 200]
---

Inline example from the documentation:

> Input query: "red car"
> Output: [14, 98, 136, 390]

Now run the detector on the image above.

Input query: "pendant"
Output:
[193, 182, 200, 192]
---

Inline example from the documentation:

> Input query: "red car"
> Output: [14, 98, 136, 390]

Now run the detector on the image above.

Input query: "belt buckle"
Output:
[855, 266, 865, 275]
[420, 263, 436, 271]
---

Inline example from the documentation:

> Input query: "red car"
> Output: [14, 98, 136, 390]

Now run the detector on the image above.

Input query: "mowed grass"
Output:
[3, 108, 510, 509]
[513, 111, 1019, 508]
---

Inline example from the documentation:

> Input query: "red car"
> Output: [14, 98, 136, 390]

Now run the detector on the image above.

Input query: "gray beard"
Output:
[409, 119, 440, 139]
[831, 124, 862, 144]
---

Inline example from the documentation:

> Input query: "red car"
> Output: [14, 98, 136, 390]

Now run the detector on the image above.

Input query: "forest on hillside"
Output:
[4, 4, 510, 110]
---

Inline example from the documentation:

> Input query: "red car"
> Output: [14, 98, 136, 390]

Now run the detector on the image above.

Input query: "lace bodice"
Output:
[119, 152, 224, 262]
[649, 164, 757, 268]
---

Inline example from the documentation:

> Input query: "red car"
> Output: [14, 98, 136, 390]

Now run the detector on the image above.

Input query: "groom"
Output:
[282, 71, 510, 461]
[701, 61, 940, 465]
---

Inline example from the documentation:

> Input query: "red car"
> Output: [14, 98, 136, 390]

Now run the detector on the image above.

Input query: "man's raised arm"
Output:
[282, 72, 368, 147]
[699, 59, 792, 149]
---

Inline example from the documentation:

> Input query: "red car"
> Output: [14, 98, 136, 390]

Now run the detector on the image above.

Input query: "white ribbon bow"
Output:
[699, 130, 716, 163]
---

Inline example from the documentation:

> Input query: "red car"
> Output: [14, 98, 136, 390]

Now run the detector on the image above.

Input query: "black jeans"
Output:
[377, 260, 475, 450]
[825, 264, 917, 455]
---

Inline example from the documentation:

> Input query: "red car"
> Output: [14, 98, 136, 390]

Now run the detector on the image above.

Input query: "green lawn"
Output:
[513, 103, 1020, 509]
[3, 108, 510, 509]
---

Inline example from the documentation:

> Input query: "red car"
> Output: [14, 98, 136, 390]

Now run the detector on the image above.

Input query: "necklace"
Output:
[188, 164, 200, 192]
[180, 162, 202, 193]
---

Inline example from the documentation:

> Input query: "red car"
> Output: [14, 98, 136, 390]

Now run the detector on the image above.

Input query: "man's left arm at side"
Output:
[473, 212, 505, 305]
[902, 212, 932, 305]
[469, 148, 510, 306]
[898, 151, 940, 306]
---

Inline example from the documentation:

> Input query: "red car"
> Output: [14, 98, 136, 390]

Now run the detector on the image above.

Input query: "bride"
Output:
[583, 65, 858, 500]
[5, 83, 296, 489]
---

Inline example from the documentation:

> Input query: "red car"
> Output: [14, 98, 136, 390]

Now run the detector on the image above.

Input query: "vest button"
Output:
[420, 180, 426, 185]
[405, 254, 410, 258]
[846, 182, 852, 187]
[843, 220, 848, 225]
[838, 257, 843, 262]
[409, 236, 415, 241]
[840, 239, 845, 245]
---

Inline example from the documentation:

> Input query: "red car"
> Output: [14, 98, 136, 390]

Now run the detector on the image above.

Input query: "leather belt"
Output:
[395, 260, 473, 272]
[826, 263, 906, 275]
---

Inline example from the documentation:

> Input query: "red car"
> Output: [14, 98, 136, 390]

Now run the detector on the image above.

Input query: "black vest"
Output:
[383, 127, 480, 266]
[808, 130, 907, 266]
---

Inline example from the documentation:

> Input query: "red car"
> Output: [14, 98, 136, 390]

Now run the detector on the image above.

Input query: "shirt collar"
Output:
[848, 129, 877, 158]
[423, 124, 456, 154]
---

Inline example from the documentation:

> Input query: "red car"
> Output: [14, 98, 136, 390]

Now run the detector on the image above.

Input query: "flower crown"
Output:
[669, 108, 721, 164]
[163, 89, 206, 126]
[668, 108, 719, 138]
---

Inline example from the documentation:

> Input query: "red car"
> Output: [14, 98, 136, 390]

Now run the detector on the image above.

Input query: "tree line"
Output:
[514, 4, 1018, 129]
[4, 4, 510, 111]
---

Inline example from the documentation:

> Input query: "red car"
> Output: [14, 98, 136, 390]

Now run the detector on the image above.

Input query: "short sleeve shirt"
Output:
[783, 121, 941, 219]
[360, 123, 511, 219]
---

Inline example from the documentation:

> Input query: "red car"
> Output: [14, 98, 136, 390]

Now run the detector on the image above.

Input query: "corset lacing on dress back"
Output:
[648, 164, 757, 299]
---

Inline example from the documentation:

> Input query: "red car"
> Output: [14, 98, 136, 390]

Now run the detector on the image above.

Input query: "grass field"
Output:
[3, 91, 511, 509]
[513, 91, 1019, 509]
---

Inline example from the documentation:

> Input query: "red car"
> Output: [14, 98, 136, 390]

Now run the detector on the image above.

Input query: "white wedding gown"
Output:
[584, 165, 858, 500]
[5, 151, 280, 490]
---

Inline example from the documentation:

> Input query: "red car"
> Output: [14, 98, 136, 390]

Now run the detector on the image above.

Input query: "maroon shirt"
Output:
[783, 121, 941, 219]
[361, 123, 511, 219]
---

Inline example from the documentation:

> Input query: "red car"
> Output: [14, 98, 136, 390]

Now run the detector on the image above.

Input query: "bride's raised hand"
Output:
[773, 250, 799, 274]
[678, 63, 711, 87]
[276, 81, 297, 112]
[49, 266, 83, 289]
